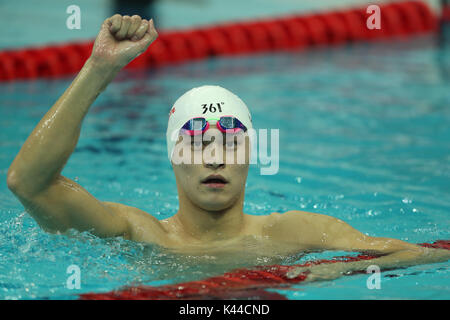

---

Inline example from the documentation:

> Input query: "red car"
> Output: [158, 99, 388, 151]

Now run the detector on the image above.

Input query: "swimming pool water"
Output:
[0, 32, 449, 299]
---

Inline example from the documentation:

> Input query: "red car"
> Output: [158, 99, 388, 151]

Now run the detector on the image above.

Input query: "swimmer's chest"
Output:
[148, 212, 308, 255]
[166, 234, 303, 258]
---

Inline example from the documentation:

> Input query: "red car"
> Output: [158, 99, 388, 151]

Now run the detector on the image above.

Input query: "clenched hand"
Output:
[90, 14, 158, 70]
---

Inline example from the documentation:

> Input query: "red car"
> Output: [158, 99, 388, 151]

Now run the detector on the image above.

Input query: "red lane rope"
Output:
[79, 240, 450, 300]
[0, 1, 439, 82]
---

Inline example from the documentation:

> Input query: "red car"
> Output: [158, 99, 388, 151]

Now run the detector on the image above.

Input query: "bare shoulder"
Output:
[102, 201, 169, 245]
[264, 210, 339, 226]
[262, 210, 343, 247]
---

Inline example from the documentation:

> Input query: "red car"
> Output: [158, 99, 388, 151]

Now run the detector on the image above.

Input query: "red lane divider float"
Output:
[79, 240, 450, 300]
[0, 1, 439, 81]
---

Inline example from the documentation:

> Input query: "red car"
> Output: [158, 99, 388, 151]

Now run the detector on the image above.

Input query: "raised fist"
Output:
[90, 14, 158, 70]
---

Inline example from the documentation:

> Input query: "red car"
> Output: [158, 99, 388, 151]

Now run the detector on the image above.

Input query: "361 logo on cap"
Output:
[202, 102, 224, 114]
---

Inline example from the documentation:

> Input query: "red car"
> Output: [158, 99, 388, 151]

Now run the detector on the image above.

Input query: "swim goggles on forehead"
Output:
[180, 116, 247, 136]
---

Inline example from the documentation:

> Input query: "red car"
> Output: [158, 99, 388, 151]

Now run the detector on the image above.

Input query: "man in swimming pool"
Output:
[7, 14, 448, 282]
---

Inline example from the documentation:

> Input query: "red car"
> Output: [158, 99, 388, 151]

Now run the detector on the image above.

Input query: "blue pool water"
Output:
[1, 33, 450, 299]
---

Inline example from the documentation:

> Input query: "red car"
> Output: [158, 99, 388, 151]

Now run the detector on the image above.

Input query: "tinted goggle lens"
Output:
[181, 117, 246, 134]
[183, 118, 206, 131]
[219, 117, 236, 129]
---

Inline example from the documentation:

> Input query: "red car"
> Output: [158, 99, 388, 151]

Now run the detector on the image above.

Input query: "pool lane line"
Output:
[0, 1, 440, 82]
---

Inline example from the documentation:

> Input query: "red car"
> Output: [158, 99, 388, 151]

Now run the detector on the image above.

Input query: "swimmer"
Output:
[7, 14, 449, 282]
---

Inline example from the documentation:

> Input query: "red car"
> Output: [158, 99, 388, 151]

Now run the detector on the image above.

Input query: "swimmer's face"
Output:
[171, 125, 250, 211]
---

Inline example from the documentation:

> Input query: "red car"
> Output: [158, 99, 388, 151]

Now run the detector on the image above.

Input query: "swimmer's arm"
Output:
[281, 211, 450, 281]
[9, 175, 130, 237]
[5, 60, 125, 235]
[7, 58, 119, 198]
[6, 173, 166, 241]
[7, 172, 166, 241]
[7, 15, 157, 198]
[288, 246, 450, 282]
[6, 15, 157, 236]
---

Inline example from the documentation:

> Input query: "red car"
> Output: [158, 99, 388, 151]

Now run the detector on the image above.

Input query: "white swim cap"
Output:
[166, 85, 253, 161]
